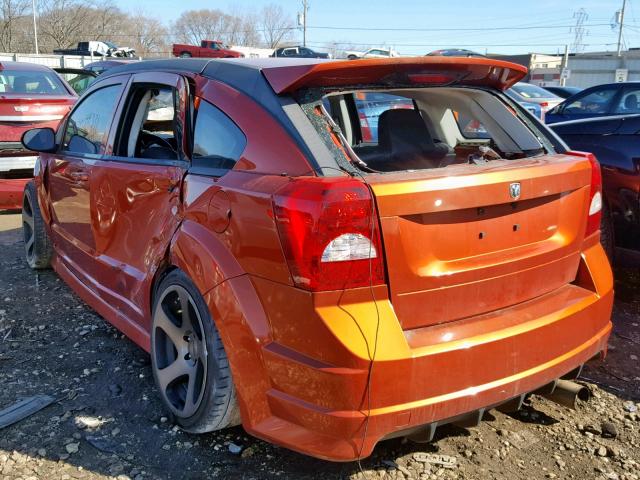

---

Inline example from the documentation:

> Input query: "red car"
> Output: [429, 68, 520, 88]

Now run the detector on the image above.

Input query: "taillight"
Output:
[568, 151, 602, 237]
[540, 101, 549, 108]
[273, 177, 385, 291]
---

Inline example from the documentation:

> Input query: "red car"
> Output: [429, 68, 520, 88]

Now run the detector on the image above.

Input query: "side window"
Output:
[210, 43, 219, 50]
[612, 88, 640, 114]
[62, 84, 121, 155]
[353, 92, 414, 143]
[192, 99, 246, 174]
[564, 88, 617, 115]
[116, 85, 179, 160]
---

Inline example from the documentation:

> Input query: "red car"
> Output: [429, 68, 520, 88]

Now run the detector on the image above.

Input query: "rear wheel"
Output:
[22, 181, 52, 269]
[600, 203, 615, 264]
[179, 52, 192, 58]
[151, 269, 240, 433]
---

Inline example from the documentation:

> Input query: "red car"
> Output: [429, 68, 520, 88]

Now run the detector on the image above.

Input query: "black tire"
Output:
[179, 52, 192, 58]
[347, 54, 357, 60]
[22, 181, 52, 269]
[151, 269, 240, 433]
[600, 203, 615, 264]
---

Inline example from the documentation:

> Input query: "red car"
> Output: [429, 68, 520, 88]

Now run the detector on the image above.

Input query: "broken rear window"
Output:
[307, 87, 552, 173]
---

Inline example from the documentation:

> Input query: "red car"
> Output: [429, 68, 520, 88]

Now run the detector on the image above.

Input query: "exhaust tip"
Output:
[541, 379, 591, 409]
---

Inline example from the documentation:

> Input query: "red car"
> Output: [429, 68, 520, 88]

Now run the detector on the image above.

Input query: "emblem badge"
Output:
[509, 182, 521, 200]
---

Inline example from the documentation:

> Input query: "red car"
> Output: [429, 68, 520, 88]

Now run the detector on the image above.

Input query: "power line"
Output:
[304, 22, 612, 32]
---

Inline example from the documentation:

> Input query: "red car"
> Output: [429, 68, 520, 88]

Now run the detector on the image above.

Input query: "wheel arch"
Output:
[168, 219, 245, 295]
[163, 219, 274, 428]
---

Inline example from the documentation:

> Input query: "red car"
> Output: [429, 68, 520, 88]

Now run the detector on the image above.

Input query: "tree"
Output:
[36, 0, 125, 51]
[259, 4, 293, 49]
[120, 10, 169, 57]
[0, 0, 30, 52]
[172, 8, 260, 47]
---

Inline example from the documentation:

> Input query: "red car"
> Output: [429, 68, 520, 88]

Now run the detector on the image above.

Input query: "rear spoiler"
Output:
[261, 57, 528, 94]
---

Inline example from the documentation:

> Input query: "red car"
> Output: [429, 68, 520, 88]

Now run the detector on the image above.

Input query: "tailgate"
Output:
[367, 154, 592, 330]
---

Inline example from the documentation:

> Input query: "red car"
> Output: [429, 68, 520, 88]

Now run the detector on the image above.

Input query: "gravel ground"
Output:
[0, 212, 639, 480]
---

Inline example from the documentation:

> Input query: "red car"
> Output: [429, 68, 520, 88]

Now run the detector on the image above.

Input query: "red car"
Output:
[20, 57, 612, 461]
[0, 61, 76, 210]
[172, 40, 243, 58]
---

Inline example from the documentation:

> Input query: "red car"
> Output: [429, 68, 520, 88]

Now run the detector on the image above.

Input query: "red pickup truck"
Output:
[172, 40, 244, 58]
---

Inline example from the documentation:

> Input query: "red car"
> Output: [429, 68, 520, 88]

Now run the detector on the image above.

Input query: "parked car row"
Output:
[2, 51, 638, 465]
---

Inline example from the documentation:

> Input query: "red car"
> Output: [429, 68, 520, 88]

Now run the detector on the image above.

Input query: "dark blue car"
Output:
[549, 114, 640, 257]
[546, 82, 640, 124]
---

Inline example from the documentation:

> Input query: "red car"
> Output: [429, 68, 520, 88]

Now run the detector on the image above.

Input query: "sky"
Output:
[116, 0, 639, 56]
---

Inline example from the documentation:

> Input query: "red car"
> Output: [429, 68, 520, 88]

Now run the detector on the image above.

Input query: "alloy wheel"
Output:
[153, 285, 208, 418]
[22, 194, 35, 264]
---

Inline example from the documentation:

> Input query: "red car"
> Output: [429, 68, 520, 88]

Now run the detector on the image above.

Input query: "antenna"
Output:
[570, 8, 589, 54]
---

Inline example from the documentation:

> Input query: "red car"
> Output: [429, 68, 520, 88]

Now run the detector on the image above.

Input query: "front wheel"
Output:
[22, 181, 52, 269]
[151, 269, 240, 433]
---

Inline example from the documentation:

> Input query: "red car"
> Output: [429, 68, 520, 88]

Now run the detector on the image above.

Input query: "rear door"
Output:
[87, 72, 189, 329]
[48, 76, 127, 282]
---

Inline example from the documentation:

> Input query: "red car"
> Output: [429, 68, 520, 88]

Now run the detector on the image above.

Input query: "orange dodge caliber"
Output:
[20, 57, 613, 461]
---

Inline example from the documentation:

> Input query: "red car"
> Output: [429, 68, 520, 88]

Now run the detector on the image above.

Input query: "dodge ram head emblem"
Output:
[509, 182, 521, 200]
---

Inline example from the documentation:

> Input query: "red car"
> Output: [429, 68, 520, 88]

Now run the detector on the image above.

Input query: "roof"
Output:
[0, 61, 58, 72]
[85, 59, 135, 69]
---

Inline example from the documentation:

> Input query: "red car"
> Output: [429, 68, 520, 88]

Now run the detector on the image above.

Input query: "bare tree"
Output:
[37, 0, 92, 49]
[173, 9, 260, 47]
[35, 0, 127, 51]
[0, 0, 29, 52]
[259, 4, 293, 49]
[121, 11, 169, 57]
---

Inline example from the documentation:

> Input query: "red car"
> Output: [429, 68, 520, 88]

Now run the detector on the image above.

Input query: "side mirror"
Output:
[21, 128, 56, 153]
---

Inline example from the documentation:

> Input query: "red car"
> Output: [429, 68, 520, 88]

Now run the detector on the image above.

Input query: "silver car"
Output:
[508, 83, 563, 116]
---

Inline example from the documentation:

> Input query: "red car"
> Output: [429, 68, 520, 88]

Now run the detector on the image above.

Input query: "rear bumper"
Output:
[0, 177, 29, 210]
[0, 155, 37, 173]
[241, 237, 613, 461]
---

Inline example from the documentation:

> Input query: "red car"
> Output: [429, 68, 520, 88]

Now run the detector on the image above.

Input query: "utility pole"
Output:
[560, 44, 569, 86]
[617, 0, 627, 57]
[301, 0, 308, 47]
[32, 0, 38, 54]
